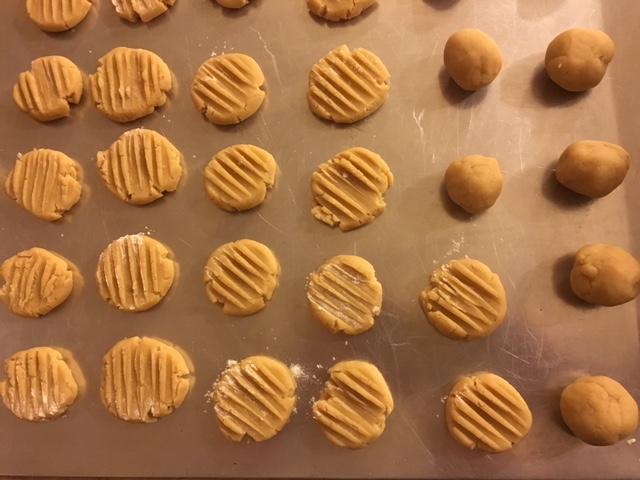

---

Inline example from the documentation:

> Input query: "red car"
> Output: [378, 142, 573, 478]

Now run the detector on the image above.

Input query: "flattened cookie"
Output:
[5, 149, 82, 221]
[96, 234, 175, 312]
[89, 47, 172, 122]
[307, 255, 382, 335]
[97, 129, 182, 205]
[26, 0, 92, 32]
[213, 356, 296, 442]
[111, 0, 176, 22]
[203, 239, 279, 316]
[13, 55, 83, 122]
[313, 360, 394, 449]
[419, 259, 506, 340]
[101, 337, 191, 423]
[307, 0, 376, 21]
[311, 147, 393, 231]
[308, 45, 389, 124]
[191, 54, 265, 125]
[204, 144, 276, 212]
[0, 248, 73, 318]
[446, 373, 533, 453]
[0, 347, 79, 421]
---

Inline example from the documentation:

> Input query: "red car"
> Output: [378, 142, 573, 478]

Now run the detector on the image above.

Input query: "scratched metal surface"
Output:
[0, 0, 639, 478]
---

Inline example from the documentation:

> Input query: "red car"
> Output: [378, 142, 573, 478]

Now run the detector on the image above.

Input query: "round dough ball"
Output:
[545, 29, 615, 92]
[556, 141, 630, 198]
[570, 244, 640, 306]
[216, 0, 249, 8]
[444, 155, 503, 214]
[443, 29, 503, 91]
[307, 0, 376, 21]
[561, 376, 638, 446]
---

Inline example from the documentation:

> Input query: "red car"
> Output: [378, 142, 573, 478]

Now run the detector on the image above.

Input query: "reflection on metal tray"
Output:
[0, 0, 638, 478]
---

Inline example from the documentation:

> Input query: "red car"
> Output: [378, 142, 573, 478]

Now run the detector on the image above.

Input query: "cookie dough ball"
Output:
[216, 0, 249, 7]
[556, 141, 630, 198]
[445, 155, 503, 214]
[443, 29, 503, 91]
[26, 0, 92, 32]
[545, 29, 615, 92]
[570, 244, 640, 306]
[560, 376, 638, 446]
[446, 373, 533, 453]
[307, 0, 376, 21]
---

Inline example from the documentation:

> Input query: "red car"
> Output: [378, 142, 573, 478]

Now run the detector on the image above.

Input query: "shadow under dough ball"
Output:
[444, 155, 503, 214]
[560, 376, 638, 446]
[555, 141, 630, 198]
[545, 28, 615, 92]
[443, 29, 503, 91]
[570, 243, 640, 306]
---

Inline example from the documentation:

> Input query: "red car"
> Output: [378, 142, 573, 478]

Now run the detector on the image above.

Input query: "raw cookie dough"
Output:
[307, 255, 382, 335]
[5, 148, 82, 221]
[560, 376, 638, 446]
[101, 337, 191, 423]
[0, 347, 78, 421]
[443, 29, 502, 91]
[313, 360, 394, 449]
[97, 129, 182, 205]
[203, 239, 280, 316]
[213, 356, 296, 442]
[419, 258, 507, 340]
[311, 147, 393, 231]
[26, 0, 92, 32]
[446, 373, 533, 453]
[96, 234, 175, 312]
[545, 28, 615, 92]
[445, 155, 503, 214]
[216, 0, 249, 8]
[111, 0, 176, 22]
[13, 55, 83, 122]
[191, 54, 265, 126]
[308, 45, 390, 124]
[204, 144, 276, 212]
[570, 243, 640, 307]
[556, 141, 630, 198]
[89, 47, 172, 122]
[0, 248, 73, 318]
[307, 0, 376, 21]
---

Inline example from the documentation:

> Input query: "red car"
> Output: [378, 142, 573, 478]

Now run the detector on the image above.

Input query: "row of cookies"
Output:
[1, 340, 637, 450]
[25, 0, 376, 33]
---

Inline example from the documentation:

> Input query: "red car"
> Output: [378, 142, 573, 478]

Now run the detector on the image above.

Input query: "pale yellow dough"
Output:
[204, 144, 276, 212]
[111, 0, 176, 22]
[560, 376, 638, 446]
[307, 0, 376, 21]
[13, 55, 83, 122]
[5, 149, 82, 221]
[203, 239, 280, 316]
[307, 255, 382, 335]
[446, 373, 533, 453]
[213, 356, 296, 442]
[311, 147, 393, 231]
[313, 361, 394, 449]
[445, 155, 503, 214]
[192, 54, 265, 125]
[96, 234, 175, 312]
[308, 45, 390, 124]
[97, 129, 183, 205]
[216, 0, 249, 8]
[101, 337, 191, 423]
[444, 29, 502, 91]
[419, 258, 507, 340]
[0, 248, 73, 318]
[89, 47, 172, 122]
[0, 347, 79, 421]
[26, 0, 92, 32]
[570, 243, 640, 306]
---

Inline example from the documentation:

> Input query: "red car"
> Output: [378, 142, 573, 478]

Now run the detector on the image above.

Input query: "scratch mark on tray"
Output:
[498, 346, 530, 365]
[412, 109, 425, 141]
[257, 213, 285, 235]
[381, 319, 401, 392]
[179, 238, 193, 248]
[400, 407, 436, 462]
[249, 27, 281, 85]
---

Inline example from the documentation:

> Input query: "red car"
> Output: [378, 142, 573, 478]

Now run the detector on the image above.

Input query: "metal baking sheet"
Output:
[0, 0, 638, 478]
